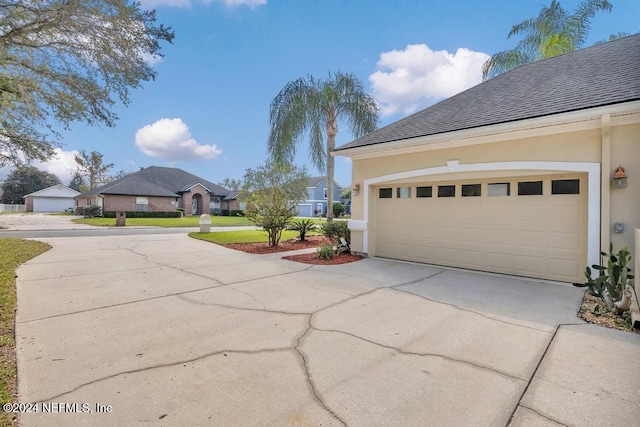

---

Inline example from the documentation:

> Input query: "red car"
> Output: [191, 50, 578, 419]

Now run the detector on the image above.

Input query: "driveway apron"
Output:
[14, 233, 640, 426]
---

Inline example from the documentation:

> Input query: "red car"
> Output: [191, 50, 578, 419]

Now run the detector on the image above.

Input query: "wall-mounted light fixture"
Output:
[612, 165, 628, 188]
[352, 183, 360, 196]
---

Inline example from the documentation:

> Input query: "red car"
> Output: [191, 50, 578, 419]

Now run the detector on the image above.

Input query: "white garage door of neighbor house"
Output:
[374, 174, 587, 283]
[33, 197, 74, 212]
[297, 204, 312, 217]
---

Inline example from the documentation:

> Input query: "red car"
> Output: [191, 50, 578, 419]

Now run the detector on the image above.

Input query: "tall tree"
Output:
[1, 166, 61, 204]
[0, 0, 174, 166]
[482, 0, 614, 80]
[68, 171, 85, 192]
[268, 71, 379, 221]
[219, 178, 243, 192]
[74, 150, 114, 189]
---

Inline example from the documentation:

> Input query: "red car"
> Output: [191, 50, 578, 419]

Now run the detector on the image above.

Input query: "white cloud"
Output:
[35, 148, 80, 184]
[0, 148, 79, 184]
[369, 44, 490, 116]
[135, 118, 222, 162]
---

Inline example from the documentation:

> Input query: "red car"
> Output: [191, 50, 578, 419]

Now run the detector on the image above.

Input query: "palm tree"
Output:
[482, 0, 613, 80]
[268, 71, 379, 221]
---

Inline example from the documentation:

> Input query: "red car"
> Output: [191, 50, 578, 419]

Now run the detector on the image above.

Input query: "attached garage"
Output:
[24, 184, 80, 212]
[335, 36, 640, 284]
[374, 174, 587, 283]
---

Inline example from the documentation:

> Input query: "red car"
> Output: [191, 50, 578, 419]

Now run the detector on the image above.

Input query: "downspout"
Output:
[600, 114, 611, 254]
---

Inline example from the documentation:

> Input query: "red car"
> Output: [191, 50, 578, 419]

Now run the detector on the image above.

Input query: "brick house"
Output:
[75, 166, 239, 215]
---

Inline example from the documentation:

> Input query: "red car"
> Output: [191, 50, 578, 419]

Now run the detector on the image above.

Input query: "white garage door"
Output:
[297, 204, 312, 217]
[374, 174, 587, 283]
[33, 197, 74, 212]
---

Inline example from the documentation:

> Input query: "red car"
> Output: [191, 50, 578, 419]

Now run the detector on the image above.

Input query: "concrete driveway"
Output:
[15, 234, 640, 426]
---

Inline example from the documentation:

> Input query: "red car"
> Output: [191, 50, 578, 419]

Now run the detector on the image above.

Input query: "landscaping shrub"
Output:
[321, 220, 350, 245]
[230, 210, 245, 217]
[316, 244, 334, 260]
[287, 219, 316, 241]
[574, 243, 635, 315]
[221, 209, 230, 216]
[102, 211, 181, 218]
[332, 202, 345, 218]
[82, 205, 102, 218]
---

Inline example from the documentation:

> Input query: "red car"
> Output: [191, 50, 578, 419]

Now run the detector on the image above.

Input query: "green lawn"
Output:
[73, 215, 255, 227]
[72, 216, 336, 228]
[0, 239, 50, 427]
[189, 229, 307, 244]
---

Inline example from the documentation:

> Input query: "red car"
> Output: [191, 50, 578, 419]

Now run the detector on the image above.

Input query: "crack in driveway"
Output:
[311, 326, 526, 382]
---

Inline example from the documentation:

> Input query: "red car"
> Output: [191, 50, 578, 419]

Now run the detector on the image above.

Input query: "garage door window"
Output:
[462, 184, 481, 197]
[416, 186, 432, 198]
[552, 179, 580, 195]
[379, 188, 393, 198]
[488, 183, 510, 197]
[518, 181, 543, 196]
[438, 185, 456, 197]
[397, 187, 411, 198]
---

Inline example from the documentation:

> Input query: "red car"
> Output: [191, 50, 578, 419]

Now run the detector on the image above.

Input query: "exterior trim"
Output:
[334, 101, 640, 160]
[353, 160, 600, 272]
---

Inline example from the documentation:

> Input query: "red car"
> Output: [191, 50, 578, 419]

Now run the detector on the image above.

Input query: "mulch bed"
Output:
[282, 252, 364, 265]
[224, 235, 364, 265]
[578, 291, 637, 333]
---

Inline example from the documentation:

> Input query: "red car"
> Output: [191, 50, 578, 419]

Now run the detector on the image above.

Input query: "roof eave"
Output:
[333, 101, 640, 160]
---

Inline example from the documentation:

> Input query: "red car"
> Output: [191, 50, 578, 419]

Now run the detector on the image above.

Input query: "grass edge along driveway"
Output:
[0, 239, 51, 427]
[188, 229, 316, 245]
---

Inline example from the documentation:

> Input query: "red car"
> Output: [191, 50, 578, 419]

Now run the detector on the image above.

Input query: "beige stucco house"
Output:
[335, 35, 640, 283]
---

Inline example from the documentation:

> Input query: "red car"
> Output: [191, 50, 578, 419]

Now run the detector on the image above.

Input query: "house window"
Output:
[323, 188, 327, 199]
[136, 196, 149, 211]
[438, 185, 455, 197]
[379, 188, 392, 198]
[552, 179, 580, 195]
[416, 186, 432, 198]
[396, 187, 411, 198]
[518, 181, 543, 196]
[488, 183, 510, 197]
[461, 184, 481, 197]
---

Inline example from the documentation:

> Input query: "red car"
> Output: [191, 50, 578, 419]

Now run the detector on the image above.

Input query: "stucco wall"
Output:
[609, 124, 640, 253]
[346, 116, 639, 273]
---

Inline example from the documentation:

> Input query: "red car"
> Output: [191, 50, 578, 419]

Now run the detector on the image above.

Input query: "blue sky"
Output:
[5, 0, 639, 189]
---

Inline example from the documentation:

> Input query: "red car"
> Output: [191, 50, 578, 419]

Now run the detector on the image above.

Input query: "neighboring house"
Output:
[75, 166, 239, 215]
[24, 184, 80, 212]
[296, 176, 342, 217]
[334, 35, 640, 283]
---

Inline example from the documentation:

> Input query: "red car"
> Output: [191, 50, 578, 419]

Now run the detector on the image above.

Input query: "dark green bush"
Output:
[230, 210, 245, 217]
[221, 209, 230, 216]
[102, 211, 181, 218]
[83, 205, 102, 218]
[321, 220, 350, 245]
[333, 202, 345, 218]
